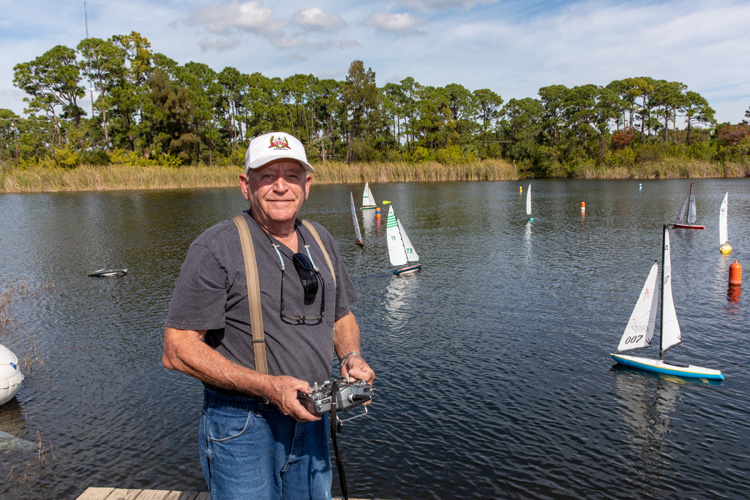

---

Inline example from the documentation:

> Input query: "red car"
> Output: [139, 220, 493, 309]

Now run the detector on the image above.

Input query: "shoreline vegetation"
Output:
[0, 160, 748, 194]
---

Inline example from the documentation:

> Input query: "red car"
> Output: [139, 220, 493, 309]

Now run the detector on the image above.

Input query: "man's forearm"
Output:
[333, 311, 362, 361]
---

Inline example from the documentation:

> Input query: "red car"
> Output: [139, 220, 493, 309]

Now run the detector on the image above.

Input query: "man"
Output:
[162, 131, 375, 500]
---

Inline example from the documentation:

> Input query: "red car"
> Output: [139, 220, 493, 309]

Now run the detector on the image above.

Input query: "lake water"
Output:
[0, 178, 748, 499]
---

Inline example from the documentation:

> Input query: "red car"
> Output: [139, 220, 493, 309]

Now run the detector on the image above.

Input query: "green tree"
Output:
[652, 80, 687, 142]
[342, 60, 379, 162]
[682, 91, 715, 144]
[472, 88, 503, 155]
[110, 32, 154, 153]
[13, 45, 86, 145]
[538, 85, 568, 145]
[78, 37, 126, 152]
[0, 109, 20, 166]
[500, 97, 544, 164]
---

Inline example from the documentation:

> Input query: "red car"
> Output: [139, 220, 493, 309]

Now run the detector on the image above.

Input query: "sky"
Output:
[1, 0, 748, 125]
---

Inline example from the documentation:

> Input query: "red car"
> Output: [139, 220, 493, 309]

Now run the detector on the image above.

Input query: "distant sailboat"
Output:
[349, 192, 364, 247]
[719, 192, 731, 254]
[611, 225, 723, 380]
[673, 183, 704, 230]
[386, 205, 421, 276]
[361, 182, 377, 210]
[526, 184, 533, 221]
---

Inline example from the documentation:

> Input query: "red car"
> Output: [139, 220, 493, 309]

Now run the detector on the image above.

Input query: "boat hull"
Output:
[360, 206, 377, 210]
[393, 264, 422, 276]
[672, 224, 704, 230]
[611, 353, 724, 380]
[0, 345, 24, 406]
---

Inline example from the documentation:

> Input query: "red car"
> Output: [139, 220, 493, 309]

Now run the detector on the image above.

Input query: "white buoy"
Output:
[0, 344, 23, 405]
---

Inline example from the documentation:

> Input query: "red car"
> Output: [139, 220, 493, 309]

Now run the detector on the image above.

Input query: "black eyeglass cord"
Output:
[330, 380, 349, 500]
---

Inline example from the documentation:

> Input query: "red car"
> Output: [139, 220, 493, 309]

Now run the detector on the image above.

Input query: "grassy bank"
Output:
[0, 159, 746, 193]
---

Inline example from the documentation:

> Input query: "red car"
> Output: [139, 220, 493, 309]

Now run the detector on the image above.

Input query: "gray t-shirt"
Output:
[166, 210, 357, 392]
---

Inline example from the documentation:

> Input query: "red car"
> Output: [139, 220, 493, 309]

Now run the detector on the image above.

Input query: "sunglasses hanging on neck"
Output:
[266, 226, 325, 325]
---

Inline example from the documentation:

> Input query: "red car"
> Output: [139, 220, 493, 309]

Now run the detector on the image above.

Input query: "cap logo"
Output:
[268, 135, 291, 151]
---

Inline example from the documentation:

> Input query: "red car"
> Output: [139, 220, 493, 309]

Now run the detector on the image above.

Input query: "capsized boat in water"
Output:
[88, 268, 128, 277]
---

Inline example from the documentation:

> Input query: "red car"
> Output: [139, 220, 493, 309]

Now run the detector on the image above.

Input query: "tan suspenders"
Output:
[231, 215, 335, 375]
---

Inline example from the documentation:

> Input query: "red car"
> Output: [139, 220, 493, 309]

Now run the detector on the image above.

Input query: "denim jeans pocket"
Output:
[204, 402, 256, 443]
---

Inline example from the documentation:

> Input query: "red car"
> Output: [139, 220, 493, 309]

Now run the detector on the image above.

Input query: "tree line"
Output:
[1, 31, 749, 176]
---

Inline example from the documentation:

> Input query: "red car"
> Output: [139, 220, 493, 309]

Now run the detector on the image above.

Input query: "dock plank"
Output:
[76, 488, 209, 500]
[77, 487, 380, 500]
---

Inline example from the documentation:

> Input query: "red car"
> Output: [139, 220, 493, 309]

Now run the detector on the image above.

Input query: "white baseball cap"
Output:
[244, 132, 314, 173]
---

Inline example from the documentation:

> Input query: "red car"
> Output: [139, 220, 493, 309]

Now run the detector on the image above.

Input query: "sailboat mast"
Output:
[659, 224, 667, 359]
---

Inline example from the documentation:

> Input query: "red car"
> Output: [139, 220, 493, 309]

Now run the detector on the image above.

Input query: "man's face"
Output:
[241, 159, 312, 227]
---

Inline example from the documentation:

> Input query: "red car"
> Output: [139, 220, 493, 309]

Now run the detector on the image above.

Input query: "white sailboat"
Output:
[349, 192, 365, 247]
[719, 192, 731, 254]
[386, 205, 421, 276]
[526, 184, 533, 221]
[611, 225, 724, 380]
[673, 183, 704, 229]
[361, 182, 377, 210]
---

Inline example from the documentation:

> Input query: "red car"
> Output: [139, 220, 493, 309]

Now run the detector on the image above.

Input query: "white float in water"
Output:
[0, 344, 23, 405]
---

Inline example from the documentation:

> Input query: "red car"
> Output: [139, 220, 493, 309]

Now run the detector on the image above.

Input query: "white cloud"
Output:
[185, 1, 285, 38]
[363, 12, 427, 35]
[399, 0, 498, 12]
[293, 7, 346, 31]
[197, 37, 241, 52]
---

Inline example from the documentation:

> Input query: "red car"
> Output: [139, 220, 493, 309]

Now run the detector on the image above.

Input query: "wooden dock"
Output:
[76, 487, 372, 500]
[77, 488, 209, 500]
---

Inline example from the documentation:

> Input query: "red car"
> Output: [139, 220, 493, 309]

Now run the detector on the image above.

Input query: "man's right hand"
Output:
[264, 375, 321, 422]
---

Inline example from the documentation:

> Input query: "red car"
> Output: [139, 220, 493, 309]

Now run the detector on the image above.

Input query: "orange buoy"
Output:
[729, 260, 742, 286]
[580, 201, 586, 213]
[375, 206, 381, 220]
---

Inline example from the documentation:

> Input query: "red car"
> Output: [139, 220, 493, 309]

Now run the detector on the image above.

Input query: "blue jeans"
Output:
[200, 389, 332, 500]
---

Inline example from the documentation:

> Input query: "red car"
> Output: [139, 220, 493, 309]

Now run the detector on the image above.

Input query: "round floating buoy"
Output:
[580, 201, 586, 213]
[520, 186, 523, 193]
[729, 260, 742, 286]
[0, 344, 24, 406]
[720, 243, 732, 255]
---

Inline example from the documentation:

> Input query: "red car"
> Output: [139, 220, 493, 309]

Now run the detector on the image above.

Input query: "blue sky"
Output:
[1, 0, 748, 124]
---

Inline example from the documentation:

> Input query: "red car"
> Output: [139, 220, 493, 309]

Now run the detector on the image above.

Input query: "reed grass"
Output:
[0, 158, 746, 193]
[0, 160, 519, 193]
[575, 159, 750, 179]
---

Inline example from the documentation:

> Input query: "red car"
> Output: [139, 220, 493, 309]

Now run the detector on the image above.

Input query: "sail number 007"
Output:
[624, 335, 644, 345]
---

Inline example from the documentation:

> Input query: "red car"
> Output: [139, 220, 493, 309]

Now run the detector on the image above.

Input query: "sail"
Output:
[660, 227, 682, 355]
[386, 206, 408, 266]
[398, 219, 420, 263]
[687, 183, 697, 224]
[350, 192, 363, 242]
[526, 184, 532, 216]
[616, 262, 659, 353]
[675, 193, 688, 224]
[362, 182, 376, 208]
[719, 192, 728, 245]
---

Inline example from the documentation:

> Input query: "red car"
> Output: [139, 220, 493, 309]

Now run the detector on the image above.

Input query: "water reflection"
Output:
[383, 273, 420, 330]
[614, 369, 680, 457]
